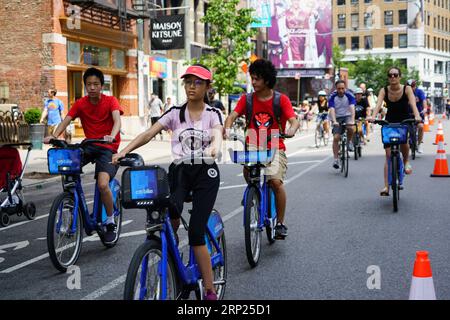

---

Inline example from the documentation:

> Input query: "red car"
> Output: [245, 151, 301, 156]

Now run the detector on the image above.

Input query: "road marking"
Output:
[81, 154, 330, 300]
[288, 160, 322, 165]
[0, 241, 30, 254]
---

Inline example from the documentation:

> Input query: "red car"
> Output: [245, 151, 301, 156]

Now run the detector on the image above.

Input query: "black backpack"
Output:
[245, 91, 283, 132]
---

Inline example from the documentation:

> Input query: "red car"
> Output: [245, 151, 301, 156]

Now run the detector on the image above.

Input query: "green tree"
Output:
[352, 54, 420, 95]
[189, 0, 257, 96]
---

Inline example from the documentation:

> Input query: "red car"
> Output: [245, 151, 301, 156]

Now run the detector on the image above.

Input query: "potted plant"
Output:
[24, 107, 45, 150]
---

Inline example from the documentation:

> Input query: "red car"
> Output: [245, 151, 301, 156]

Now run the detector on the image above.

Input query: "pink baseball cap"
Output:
[181, 65, 212, 81]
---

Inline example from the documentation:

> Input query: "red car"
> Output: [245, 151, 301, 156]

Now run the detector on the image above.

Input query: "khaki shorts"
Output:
[246, 146, 288, 183]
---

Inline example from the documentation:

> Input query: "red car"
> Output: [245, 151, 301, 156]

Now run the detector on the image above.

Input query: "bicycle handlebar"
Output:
[374, 119, 420, 126]
[173, 153, 222, 165]
[49, 138, 116, 149]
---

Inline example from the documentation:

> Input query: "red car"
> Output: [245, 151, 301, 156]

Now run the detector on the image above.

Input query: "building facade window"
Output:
[337, 0, 345, 5]
[364, 36, 373, 49]
[67, 41, 81, 64]
[399, 10, 407, 25]
[364, 12, 373, 28]
[399, 34, 408, 48]
[338, 37, 347, 50]
[384, 11, 393, 26]
[83, 45, 110, 68]
[385, 34, 393, 48]
[351, 36, 360, 50]
[351, 13, 359, 29]
[112, 49, 125, 70]
[338, 14, 346, 29]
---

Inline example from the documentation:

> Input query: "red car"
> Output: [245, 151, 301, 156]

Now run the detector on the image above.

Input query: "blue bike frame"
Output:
[242, 178, 276, 231]
[57, 176, 120, 235]
[139, 211, 225, 300]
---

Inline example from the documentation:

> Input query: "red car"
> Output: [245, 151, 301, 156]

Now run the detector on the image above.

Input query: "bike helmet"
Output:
[318, 90, 327, 96]
[407, 79, 417, 86]
[354, 88, 364, 94]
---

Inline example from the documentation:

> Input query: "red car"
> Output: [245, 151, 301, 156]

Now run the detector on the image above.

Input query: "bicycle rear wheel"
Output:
[244, 186, 261, 268]
[47, 192, 83, 273]
[353, 135, 359, 160]
[123, 238, 179, 300]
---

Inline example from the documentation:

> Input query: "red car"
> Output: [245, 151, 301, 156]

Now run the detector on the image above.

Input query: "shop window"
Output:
[83, 45, 111, 68]
[67, 41, 81, 64]
[112, 49, 125, 70]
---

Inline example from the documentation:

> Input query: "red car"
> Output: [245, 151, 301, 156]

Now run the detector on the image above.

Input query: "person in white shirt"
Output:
[148, 93, 164, 140]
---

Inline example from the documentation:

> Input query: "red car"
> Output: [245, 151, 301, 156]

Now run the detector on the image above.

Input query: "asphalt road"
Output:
[2, 121, 450, 300]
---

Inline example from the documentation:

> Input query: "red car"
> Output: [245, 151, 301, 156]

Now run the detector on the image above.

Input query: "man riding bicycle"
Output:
[44, 67, 123, 243]
[329, 80, 356, 169]
[224, 59, 299, 239]
[354, 88, 370, 145]
[406, 79, 426, 154]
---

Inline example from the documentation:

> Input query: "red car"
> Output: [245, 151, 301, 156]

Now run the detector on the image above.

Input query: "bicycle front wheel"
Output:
[47, 192, 83, 273]
[210, 230, 227, 300]
[391, 156, 399, 212]
[244, 186, 261, 268]
[123, 238, 179, 300]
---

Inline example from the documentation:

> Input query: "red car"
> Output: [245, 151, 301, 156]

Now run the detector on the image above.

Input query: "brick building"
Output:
[0, 0, 144, 136]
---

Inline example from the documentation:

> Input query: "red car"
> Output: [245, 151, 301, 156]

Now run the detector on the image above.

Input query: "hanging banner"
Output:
[149, 56, 168, 79]
[151, 14, 185, 50]
[268, 0, 332, 70]
[249, 0, 272, 28]
[407, 0, 424, 47]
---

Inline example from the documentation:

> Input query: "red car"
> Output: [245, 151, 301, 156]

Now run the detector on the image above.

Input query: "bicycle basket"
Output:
[47, 148, 82, 174]
[381, 125, 409, 144]
[229, 150, 275, 165]
[121, 166, 170, 209]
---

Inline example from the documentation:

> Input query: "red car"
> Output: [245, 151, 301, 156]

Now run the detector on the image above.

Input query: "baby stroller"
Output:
[0, 143, 36, 227]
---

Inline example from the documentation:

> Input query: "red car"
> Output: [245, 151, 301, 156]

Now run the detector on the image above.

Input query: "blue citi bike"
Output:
[46, 139, 123, 272]
[374, 119, 416, 212]
[229, 133, 288, 268]
[121, 154, 227, 300]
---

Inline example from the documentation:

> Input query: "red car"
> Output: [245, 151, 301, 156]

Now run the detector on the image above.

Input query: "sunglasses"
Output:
[183, 79, 206, 87]
[388, 73, 400, 78]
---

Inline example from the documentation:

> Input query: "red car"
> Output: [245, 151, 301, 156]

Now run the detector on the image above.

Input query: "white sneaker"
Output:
[417, 144, 424, 154]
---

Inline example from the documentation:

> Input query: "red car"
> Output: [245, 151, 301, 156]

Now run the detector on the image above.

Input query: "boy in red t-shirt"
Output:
[224, 59, 299, 239]
[44, 67, 123, 243]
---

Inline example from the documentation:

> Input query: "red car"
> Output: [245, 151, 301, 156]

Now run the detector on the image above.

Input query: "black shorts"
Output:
[168, 162, 220, 246]
[82, 144, 118, 180]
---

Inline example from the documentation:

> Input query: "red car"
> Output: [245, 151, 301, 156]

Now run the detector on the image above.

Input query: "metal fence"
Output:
[0, 111, 29, 144]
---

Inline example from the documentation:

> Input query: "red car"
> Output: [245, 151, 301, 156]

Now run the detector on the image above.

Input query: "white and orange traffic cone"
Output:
[429, 112, 435, 126]
[409, 251, 436, 300]
[433, 121, 446, 145]
[430, 142, 450, 177]
[424, 115, 430, 132]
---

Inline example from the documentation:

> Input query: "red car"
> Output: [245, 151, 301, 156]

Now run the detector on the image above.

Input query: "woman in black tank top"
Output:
[369, 67, 422, 196]
[384, 85, 410, 123]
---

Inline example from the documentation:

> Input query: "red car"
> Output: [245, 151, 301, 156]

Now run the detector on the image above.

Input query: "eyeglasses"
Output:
[183, 79, 206, 87]
[388, 73, 400, 78]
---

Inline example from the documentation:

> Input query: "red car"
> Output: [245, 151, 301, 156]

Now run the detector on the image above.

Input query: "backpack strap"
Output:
[179, 102, 188, 123]
[273, 91, 283, 132]
[245, 93, 253, 130]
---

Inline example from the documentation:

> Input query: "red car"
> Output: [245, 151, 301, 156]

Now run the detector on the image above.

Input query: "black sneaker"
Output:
[104, 223, 117, 243]
[333, 160, 340, 169]
[274, 223, 288, 239]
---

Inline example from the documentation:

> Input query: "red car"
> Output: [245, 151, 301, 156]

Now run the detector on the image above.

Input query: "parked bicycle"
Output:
[374, 119, 416, 212]
[121, 154, 227, 300]
[46, 139, 124, 272]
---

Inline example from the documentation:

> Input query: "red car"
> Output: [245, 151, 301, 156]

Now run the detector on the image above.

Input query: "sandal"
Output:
[404, 162, 413, 175]
[380, 187, 389, 196]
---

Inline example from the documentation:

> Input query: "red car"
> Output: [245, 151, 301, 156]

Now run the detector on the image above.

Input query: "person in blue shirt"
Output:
[407, 79, 426, 153]
[40, 88, 67, 140]
[328, 80, 356, 169]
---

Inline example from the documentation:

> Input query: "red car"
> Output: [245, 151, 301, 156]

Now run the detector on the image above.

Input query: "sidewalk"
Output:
[19, 132, 173, 191]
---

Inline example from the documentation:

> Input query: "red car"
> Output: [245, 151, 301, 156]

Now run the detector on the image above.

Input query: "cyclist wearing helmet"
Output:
[317, 90, 330, 139]
[406, 79, 426, 153]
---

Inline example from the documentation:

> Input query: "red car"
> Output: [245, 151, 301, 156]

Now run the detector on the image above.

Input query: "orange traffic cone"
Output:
[423, 115, 430, 132]
[409, 251, 436, 300]
[433, 121, 446, 145]
[430, 142, 450, 177]
[430, 112, 435, 125]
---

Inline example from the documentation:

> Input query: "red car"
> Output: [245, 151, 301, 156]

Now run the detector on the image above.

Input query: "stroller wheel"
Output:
[0, 211, 10, 227]
[24, 202, 36, 220]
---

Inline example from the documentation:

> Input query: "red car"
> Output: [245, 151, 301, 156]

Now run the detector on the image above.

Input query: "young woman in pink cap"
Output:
[113, 64, 223, 300]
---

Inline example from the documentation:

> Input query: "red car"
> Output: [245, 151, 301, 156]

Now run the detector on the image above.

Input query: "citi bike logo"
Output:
[135, 188, 154, 196]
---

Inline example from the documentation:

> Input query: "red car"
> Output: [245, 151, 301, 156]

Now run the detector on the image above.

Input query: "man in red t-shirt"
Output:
[44, 67, 123, 243]
[224, 59, 299, 239]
